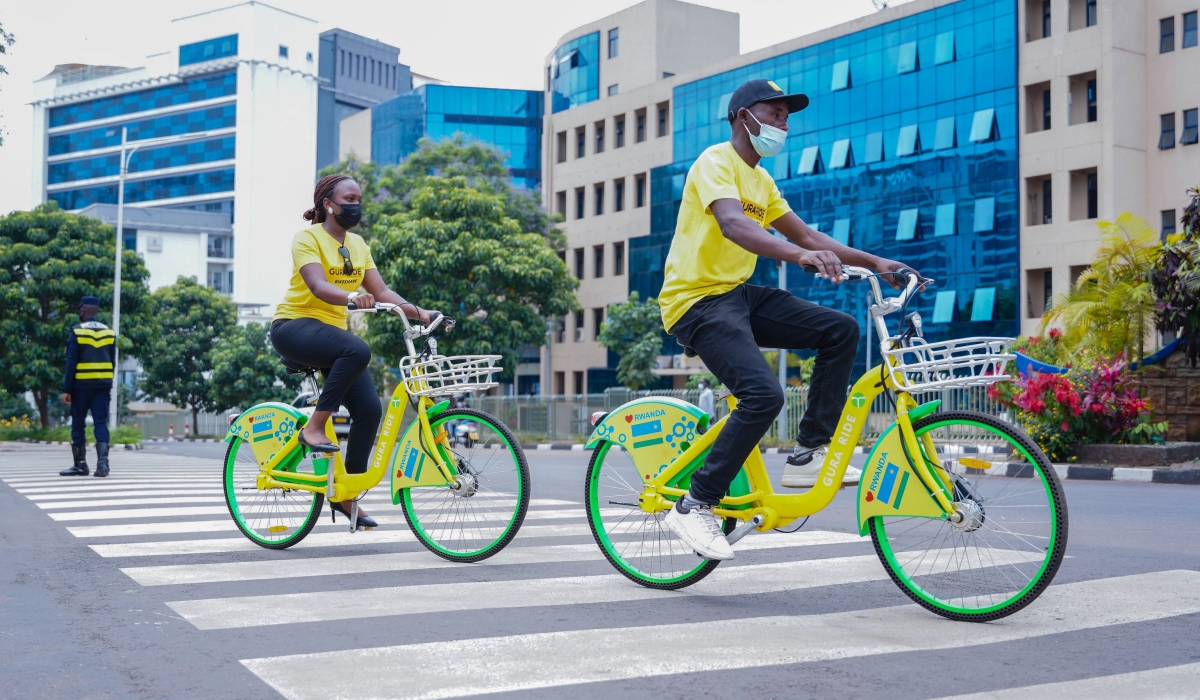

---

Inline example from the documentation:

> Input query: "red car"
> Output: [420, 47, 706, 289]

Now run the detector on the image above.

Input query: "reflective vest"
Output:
[72, 322, 116, 381]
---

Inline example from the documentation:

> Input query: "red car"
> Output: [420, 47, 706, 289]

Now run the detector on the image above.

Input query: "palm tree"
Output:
[1040, 213, 1160, 365]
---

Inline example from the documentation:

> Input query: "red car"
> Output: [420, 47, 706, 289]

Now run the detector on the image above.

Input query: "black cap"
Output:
[727, 79, 809, 123]
[78, 295, 100, 309]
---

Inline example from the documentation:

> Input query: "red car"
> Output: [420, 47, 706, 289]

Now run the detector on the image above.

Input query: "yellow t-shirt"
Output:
[658, 142, 792, 332]
[274, 224, 376, 329]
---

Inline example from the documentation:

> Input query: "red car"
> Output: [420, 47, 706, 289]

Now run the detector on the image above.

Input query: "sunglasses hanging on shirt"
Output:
[338, 246, 354, 276]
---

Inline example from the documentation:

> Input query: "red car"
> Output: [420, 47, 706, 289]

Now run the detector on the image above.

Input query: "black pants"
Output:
[70, 387, 110, 445]
[669, 284, 860, 504]
[270, 318, 382, 474]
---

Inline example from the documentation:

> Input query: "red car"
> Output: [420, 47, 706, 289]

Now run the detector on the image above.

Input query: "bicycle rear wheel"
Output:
[223, 436, 324, 549]
[585, 440, 735, 589]
[870, 410, 1068, 621]
[400, 408, 529, 562]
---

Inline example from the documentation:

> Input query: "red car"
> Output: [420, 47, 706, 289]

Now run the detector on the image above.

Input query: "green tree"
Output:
[0, 203, 153, 426]
[210, 322, 302, 412]
[141, 277, 237, 431]
[366, 176, 578, 374]
[596, 292, 663, 392]
[1041, 213, 1160, 365]
[0, 22, 14, 148]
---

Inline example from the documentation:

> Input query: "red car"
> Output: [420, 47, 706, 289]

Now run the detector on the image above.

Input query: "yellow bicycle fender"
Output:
[226, 402, 307, 468]
[389, 419, 452, 502]
[856, 421, 945, 536]
[584, 396, 709, 484]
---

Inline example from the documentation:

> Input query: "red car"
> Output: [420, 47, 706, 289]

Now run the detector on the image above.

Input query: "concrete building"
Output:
[316, 29, 411, 172]
[30, 1, 322, 321]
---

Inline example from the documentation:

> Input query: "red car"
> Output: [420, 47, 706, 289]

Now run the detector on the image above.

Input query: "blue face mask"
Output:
[745, 111, 787, 158]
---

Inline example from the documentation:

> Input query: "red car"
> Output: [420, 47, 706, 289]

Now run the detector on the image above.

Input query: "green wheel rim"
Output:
[587, 441, 719, 586]
[223, 436, 323, 547]
[400, 409, 528, 560]
[872, 415, 1065, 617]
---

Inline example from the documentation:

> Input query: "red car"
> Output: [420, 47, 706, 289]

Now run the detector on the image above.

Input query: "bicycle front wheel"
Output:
[870, 410, 1068, 622]
[400, 408, 529, 562]
[223, 436, 324, 549]
[585, 440, 735, 589]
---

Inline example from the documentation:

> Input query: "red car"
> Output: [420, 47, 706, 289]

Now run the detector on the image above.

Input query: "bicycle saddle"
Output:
[280, 358, 319, 377]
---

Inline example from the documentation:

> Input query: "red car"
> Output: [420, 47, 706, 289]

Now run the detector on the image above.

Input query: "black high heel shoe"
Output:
[297, 431, 340, 453]
[330, 500, 378, 529]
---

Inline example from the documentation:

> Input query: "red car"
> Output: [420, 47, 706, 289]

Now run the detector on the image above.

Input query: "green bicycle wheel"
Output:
[400, 408, 529, 562]
[223, 436, 324, 549]
[870, 410, 1068, 622]
[585, 440, 735, 589]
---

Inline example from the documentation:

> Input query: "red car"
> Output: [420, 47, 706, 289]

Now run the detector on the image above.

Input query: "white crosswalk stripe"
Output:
[930, 662, 1200, 699]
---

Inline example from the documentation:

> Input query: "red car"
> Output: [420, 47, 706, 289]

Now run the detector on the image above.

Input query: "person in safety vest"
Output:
[59, 295, 117, 477]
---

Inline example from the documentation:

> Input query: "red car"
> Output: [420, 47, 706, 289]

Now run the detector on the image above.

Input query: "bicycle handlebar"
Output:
[801, 264, 933, 314]
[346, 302, 456, 338]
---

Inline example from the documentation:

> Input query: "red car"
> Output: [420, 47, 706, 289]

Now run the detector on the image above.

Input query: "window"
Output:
[1043, 88, 1052, 130]
[932, 290, 956, 323]
[934, 203, 957, 237]
[896, 125, 921, 156]
[1087, 0, 1097, 27]
[829, 139, 853, 169]
[278, 45, 289, 59]
[1087, 79, 1097, 122]
[1182, 109, 1199, 145]
[1026, 269, 1052, 317]
[593, 308, 605, 340]
[1162, 209, 1177, 240]
[339, 49, 345, 75]
[574, 313, 585, 342]
[555, 191, 567, 217]
[1186, 12, 1198, 48]
[595, 121, 606, 153]
[608, 84, 619, 97]
[1087, 172, 1098, 219]
[122, 228, 137, 251]
[970, 288, 996, 322]
[575, 188, 585, 219]
[831, 60, 851, 90]
[556, 131, 567, 163]
[1042, 0, 1052, 38]
[635, 109, 647, 142]
[614, 115, 625, 148]
[1026, 0, 1051, 41]
[1160, 113, 1177, 149]
[1070, 168, 1098, 220]
[576, 127, 586, 158]
[656, 102, 669, 137]
[934, 117, 957, 150]
[1161, 17, 1175, 53]
[934, 31, 956, 64]
[554, 371, 564, 392]
[635, 174, 646, 207]
[896, 208, 919, 241]
[974, 198, 996, 232]
[1043, 177, 1054, 224]
[1025, 82, 1051, 133]
[969, 109, 997, 142]
[594, 245, 605, 278]
[832, 219, 850, 245]
[208, 235, 233, 258]
[179, 34, 238, 66]
[614, 178, 625, 211]
[897, 42, 918, 74]
[614, 241, 625, 275]
[1068, 72, 1096, 125]
[797, 145, 823, 174]
[574, 248, 585, 278]
[1069, 0, 1097, 30]
[594, 183, 605, 215]
[573, 371, 584, 394]
[608, 28, 619, 58]
[864, 132, 884, 163]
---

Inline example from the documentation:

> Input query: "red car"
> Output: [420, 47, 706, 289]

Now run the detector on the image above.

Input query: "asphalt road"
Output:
[2, 441, 1198, 699]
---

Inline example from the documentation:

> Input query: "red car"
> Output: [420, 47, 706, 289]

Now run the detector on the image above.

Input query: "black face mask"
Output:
[331, 202, 362, 229]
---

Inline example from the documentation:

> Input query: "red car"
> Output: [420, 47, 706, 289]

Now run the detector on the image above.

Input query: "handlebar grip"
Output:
[802, 264, 819, 274]
[890, 268, 912, 286]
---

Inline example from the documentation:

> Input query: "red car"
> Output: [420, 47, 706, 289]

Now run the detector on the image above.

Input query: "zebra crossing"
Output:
[2, 444, 1197, 700]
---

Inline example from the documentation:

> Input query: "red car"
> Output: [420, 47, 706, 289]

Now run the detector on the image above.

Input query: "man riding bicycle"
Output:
[661, 79, 922, 561]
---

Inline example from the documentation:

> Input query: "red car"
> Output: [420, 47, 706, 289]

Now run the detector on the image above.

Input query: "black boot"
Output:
[60, 444, 89, 476]
[94, 442, 110, 478]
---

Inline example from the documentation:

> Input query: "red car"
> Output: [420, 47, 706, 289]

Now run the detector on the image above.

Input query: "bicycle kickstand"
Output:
[349, 500, 359, 534]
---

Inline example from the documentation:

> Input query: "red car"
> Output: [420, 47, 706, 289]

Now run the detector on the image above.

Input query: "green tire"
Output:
[223, 436, 324, 550]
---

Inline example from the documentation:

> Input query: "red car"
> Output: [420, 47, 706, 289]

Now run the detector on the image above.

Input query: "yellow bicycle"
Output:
[584, 267, 1068, 621]
[222, 304, 530, 562]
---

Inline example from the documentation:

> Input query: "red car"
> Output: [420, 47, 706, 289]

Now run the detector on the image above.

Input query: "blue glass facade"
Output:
[179, 34, 238, 67]
[49, 168, 236, 210]
[631, 0, 1019, 374]
[551, 32, 599, 113]
[49, 104, 236, 156]
[48, 136, 236, 184]
[48, 70, 237, 128]
[372, 85, 544, 190]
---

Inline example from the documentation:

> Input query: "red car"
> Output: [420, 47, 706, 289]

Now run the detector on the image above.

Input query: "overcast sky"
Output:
[0, 0, 888, 216]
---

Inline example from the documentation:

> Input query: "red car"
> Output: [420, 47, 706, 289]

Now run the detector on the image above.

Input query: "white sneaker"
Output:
[664, 502, 734, 560]
[781, 445, 862, 488]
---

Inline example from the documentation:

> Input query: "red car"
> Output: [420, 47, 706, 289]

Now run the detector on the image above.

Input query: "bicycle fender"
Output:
[226, 402, 309, 468]
[856, 419, 945, 536]
[585, 396, 710, 477]
[389, 419, 452, 503]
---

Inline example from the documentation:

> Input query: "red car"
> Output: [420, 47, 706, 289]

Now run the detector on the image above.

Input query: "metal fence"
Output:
[127, 411, 227, 439]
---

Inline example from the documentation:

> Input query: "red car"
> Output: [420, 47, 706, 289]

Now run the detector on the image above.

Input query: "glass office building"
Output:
[372, 84, 544, 190]
[631, 0, 1018, 375]
[550, 32, 599, 114]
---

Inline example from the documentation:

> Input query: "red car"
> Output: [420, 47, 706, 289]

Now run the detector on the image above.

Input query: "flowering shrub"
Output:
[990, 355, 1167, 462]
[1011, 328, 1070, 366]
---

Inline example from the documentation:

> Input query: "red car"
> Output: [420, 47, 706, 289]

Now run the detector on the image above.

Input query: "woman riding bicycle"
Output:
[271, 174, 439, 529]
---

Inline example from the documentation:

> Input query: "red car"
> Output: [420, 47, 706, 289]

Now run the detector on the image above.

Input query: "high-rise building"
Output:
[30, 2, 321, 320]
[316, 29, 411, 172]
[543, 0, 1200, 392]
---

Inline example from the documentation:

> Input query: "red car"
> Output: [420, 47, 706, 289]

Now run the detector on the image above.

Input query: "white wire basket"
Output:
[882, 336, 1015, 393]
[398, 355, 503, 397]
